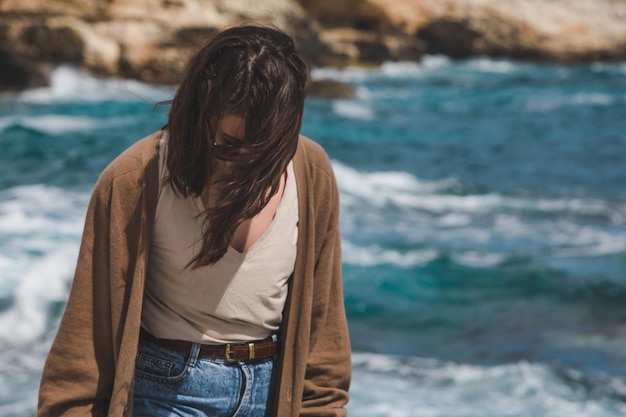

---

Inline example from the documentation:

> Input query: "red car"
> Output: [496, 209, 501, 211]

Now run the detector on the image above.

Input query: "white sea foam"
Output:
[547, 220, 626, 258]
[333, 161, 615, 217]
[0, 326, 51, 417]
[0, 244, 77, 349]
[437, 213, 472, 226]
[342, 241, 439, 267]
[0, 396, 37, 417]
[10, 65, 173, 104]
[310, 66, 371, 83]
[527, 92, 616, 111]
[348, 353, 626, 417]
[0, 185, 86, 347]
[334, 162, 626, 262]
[311, 55, 451, 83]
[0, 184, 87, 414]
[380, 56, 451, 76]
[333, 161, 457, 202]
[451, 251, 509, 268]
[0, 185, 88, 235]
[342, 241, 510, 269]
[332, 101, 375, 120]
[379, 61, 423, 76]
[0, 114, 103, 135]
[572, 93, 615, 105]
[466, 57, 519, 74]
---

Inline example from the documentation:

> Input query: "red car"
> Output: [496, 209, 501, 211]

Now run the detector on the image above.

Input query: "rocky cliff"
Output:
[1, 0, 626, 90]
[0, 0, 330, 89]
[297, 0, 626, 62]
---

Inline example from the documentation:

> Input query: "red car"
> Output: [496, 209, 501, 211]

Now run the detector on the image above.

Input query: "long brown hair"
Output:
[165, 25, 309, 267]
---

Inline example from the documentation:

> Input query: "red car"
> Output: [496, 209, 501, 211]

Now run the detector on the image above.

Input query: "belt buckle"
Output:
[248, 342, 255, 360]
[225, 342, 255, 361]
[225, 344, 233, 362]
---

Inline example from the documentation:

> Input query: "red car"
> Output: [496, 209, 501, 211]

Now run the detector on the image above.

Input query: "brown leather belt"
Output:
[140, 328, 279, 362]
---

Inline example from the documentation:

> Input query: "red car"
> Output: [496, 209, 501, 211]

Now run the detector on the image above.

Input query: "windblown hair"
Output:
[165, 25, 309, 267]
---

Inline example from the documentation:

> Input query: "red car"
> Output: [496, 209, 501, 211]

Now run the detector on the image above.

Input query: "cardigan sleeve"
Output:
[37, 176, 116, 417]
[37, 135, 150, 417]
[300, 159, 351, 416]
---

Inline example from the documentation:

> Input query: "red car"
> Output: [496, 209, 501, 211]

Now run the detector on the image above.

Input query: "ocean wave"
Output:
[310, 66, 372, 83]
[0, 186, 83, 348]
[465, 57, 520, 74]
[333, 161, 458, 200]
[332, 100, 375, 120]
[344, 246, 626, 307]
[342, 241, 439, 267]
[0, 185, 88, 235]
[349, 353, 626, 417]
[7, 66, 172, 104]
[490, 215, 626, 257]
[313, 56, 527, 83]
[591, 61, 626, 75]
[0, 245, 76, 350]
[335, 162, 626, 264]
[547, 221, 626, 258]
[0, 390, 37, 417]
[333, 161, 618, 219]
[341, 212, 626, 265]
[342, 241, 516, 268]
[527, 92, 617, 111]
[0, 321, 52, 417]
[0, 185, 86, 302]
[450, 251, 509, 268]
[0, 114, 103, 135]
[380, 56, 451, 75]
[311, 55, 451, 83]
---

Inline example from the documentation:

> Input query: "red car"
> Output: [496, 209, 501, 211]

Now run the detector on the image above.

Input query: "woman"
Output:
[37, 25, 351, 417]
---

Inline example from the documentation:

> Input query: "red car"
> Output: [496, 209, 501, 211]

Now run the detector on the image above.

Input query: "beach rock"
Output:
[0, 0, 335, 87]
[413, 0, 626, 62]
[319, 27, 423, 66]
[0, 49, 49, 91]
[294, 0, 427, 64]
[102, 0, 334, 78]
[414, 0, 626, 62]
[16, 17, 121, 74]
[295, 0, 427, 34]
[1, 0, 626, 90]
[0, 0, 107, 19]
[308, 79, 356, 99]
[297, 0, 626, 63]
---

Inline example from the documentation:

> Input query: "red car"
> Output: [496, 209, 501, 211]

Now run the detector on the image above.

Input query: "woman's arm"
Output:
[37, 135, 154, 417]
[300, 160, 351, 416]
[38, 179, 115, 417]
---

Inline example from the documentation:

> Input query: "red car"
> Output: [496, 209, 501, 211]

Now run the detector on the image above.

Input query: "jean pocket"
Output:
[135, 340, 190, 384]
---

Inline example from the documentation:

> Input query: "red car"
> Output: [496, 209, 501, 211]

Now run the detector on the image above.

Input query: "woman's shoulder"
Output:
[296, 135, 334, 176]
[96, 131, 162, 192]
[298, 135, 326, 157]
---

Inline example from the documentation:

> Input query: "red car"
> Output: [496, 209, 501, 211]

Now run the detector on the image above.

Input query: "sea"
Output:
[1, 56, 625, 416]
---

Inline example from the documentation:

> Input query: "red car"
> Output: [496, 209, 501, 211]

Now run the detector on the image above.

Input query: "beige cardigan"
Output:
[37, 131, 351, 417]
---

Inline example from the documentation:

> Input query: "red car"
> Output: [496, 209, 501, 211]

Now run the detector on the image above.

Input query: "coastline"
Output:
[1, 0, 626, 91]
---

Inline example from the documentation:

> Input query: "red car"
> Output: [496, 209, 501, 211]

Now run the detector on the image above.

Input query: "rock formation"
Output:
[1, 0, 626, 91]
[296, 0, 626, 63]
[0, 0, 331, 88]
[415, 0, 626, 62]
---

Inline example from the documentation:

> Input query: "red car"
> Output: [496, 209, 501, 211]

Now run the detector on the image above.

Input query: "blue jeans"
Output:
[133, 335, 277, 417]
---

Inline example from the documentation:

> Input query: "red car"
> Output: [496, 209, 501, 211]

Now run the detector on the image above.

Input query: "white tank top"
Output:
[141, 135, 298, 344]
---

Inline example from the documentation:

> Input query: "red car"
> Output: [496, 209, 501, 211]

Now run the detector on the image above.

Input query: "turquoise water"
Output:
[1, 57, 626, 416]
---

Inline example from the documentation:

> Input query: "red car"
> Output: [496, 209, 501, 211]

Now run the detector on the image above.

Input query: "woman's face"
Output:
[211, 113, 246, 173]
